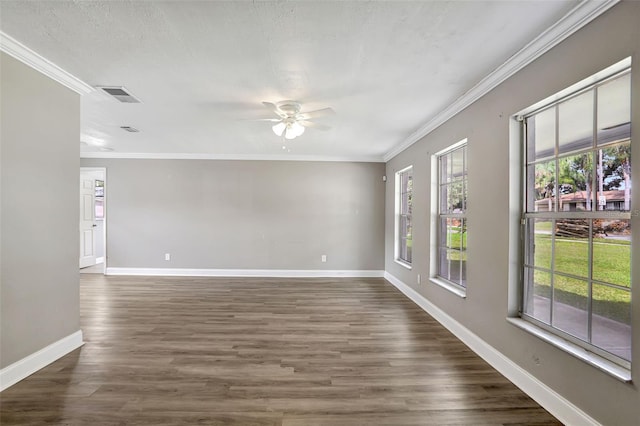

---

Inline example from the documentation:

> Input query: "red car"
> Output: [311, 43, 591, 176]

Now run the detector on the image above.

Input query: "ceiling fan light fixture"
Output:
[272, 122, 286, 136]
[263, 100, 332, 140]
[291, 121, 305, 137]
[284, 126, 296, 140]
[284, 121, 305, 140]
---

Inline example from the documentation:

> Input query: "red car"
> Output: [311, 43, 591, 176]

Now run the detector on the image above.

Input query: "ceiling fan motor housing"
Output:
[264, 100, 333, 139]
[276, 101, 301, 117]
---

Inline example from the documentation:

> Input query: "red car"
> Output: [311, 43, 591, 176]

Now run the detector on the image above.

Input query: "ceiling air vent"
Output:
[97, 86, 141, 103]
[120, 126, 140, 133]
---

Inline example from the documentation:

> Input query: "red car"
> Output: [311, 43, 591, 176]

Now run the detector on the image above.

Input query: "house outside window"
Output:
[395, 166, 413, 267]
[521, 63, 632, 368]
[431, 140, 468, 294]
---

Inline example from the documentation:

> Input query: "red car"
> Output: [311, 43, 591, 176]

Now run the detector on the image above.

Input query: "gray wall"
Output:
[80, 158, 385, 271]
[385, 3, 639, 425]
[1, 53, 80, 368]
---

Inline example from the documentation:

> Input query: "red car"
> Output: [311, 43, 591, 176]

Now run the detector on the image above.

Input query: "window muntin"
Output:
[436, 143, 468, 288]
[522, 69, 631, 366]
[396, 167, 413, 265]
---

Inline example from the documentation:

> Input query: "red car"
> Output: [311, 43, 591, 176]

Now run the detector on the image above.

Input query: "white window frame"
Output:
[508, 57, 632, 381]
[430, 139, 468, 297]
[395, 166, 413, 268]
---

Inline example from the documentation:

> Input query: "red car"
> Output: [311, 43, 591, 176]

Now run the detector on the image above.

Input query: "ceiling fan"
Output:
[258, 101, 334, 140]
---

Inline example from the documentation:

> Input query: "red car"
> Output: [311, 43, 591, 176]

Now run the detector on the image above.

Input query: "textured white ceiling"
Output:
[0, 1, 580, 161]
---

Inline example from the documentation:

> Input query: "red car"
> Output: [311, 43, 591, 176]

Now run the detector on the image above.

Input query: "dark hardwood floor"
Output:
[0, 275, 561, 425]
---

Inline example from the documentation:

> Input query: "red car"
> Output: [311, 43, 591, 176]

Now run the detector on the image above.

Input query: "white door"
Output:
[79, 172, 96, 268]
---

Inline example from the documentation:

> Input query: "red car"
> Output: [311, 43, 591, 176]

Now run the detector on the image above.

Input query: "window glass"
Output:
[435, 143, 468, 289]
[527, 107, 556, 160]
[523, 268, 551, 325]
[598, 73, 631, 144]
[558, 152, 594, 211]
[558, 91, 593, 154]
[527, 160, 556, 212]
[521, 69, 632, 365]
[396, 167, 413, 265]
[597, 143, 631, 211]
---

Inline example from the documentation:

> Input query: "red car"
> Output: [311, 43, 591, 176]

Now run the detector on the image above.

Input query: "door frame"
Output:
[80, 167, 107, 274]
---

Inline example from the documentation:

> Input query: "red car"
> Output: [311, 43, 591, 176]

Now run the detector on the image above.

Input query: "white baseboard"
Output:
[106, 267, 384, 278]
[383, 272, 600, 426]
[0, 330, 84, 392]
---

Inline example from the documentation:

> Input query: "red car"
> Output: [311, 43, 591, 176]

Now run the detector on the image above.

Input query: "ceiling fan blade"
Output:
[249, 118, 283, 122]
[298, 107, 335, 119]
[262, 101, 287, 118]
[299, 120, 331, 131]
[262, 101, 278, 111]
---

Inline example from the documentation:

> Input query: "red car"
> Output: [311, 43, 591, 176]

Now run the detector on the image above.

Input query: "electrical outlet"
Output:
[321, 255, 327, 263]
[165, 253, 171, 261]
[417, 274, 421, 284]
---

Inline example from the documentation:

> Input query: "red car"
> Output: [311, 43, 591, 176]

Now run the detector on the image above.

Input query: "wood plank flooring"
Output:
[0, 275, 561, 425]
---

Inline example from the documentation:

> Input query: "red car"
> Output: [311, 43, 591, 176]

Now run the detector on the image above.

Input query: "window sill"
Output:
[394, 259, 412, 270]
[430, 277, 466, 298]
[506, 317, 631, 383]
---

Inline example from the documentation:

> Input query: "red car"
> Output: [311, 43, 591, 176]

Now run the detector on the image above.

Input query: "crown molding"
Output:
[0, 31, 94, 95]
[80, 151, 385, 163]
[383, 0, 620, 162]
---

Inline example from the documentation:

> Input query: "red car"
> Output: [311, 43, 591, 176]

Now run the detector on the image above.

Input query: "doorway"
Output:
[79, 167, 106, 274]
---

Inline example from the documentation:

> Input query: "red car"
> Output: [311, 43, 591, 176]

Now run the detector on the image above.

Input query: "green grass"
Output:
[444, 228, 467, 261]
[531, 234, 631, 316]
[450, 232, 467, 249]
[446, 227, 467, 249]
[533, 234, 631, 288]
[535, 221, 553, 232]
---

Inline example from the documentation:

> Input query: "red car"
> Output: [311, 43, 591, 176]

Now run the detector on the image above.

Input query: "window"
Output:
[95, 179, 104, 220]
[432, 140, 468, 293]
[521, 64, 631, 368]
[395, 166, 413, 266]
